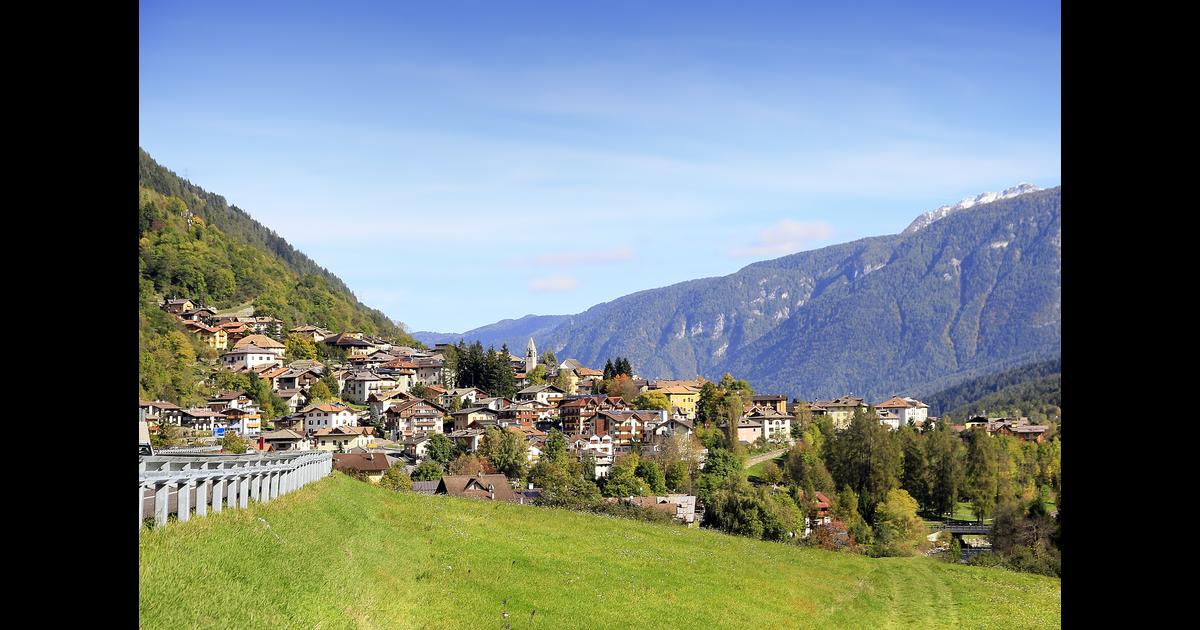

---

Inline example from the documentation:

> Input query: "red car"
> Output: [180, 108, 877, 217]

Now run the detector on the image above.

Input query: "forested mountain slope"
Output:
[431, 188, 1061, 400]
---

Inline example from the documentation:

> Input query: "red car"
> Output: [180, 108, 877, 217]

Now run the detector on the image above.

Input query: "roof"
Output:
[234, 334, 286, 349]
[332, 453, 392, 473]
[223, 344, 274, 355]
[412, 480, 440, 494]
[301, 403, 353, 414]
[437, 474, 518, 502]
[262, 429, 305, 441]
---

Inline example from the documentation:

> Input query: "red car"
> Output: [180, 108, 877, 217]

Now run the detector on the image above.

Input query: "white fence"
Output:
[139, 451, 332, 530]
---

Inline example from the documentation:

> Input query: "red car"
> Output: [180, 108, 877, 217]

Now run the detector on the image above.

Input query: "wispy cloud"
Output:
[731, 219, 834, 258]
[529, 275, 579, 293]
[532, 247, 634, 266]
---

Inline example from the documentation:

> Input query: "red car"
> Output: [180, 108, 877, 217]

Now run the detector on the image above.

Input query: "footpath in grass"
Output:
[140, 473, 1061, 629]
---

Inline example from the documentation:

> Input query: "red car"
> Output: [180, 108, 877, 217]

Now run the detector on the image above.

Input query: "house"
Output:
[592, 410, 654, 446]
[275, 388, 305, 414]
[450, 406, 500, 431]
[241, 316, 284, 337]
[742, 406, 794, 444]
[220, 345, 284, 371]
[446, 428, 487, 453]
[289, 325, 333, 343]
[813, 395, 868, 430]
[559, 395, 628, 434]
[997, 423, 1050, 443]
[207, 391, 256, 413]
[368, 389, 417, 423]
[179, 408, 226, 433]
[323, 333, 376, 357]
[442, 387, 488, 409]
[216, 320, 250, 343]
[719, 416, 764, 445]
[277, 366, 324, 391]
[877, 408, 903, 431]
[796, 490, 833, 535]
[233, 334, 287, 357]
[516, 384, 566, 406]
[412, 480, 440, 495]
[569, 433, 615, 479]
[751, 394, 789, 415]
[874, 396, 930, 428]
[342, 371, 397, 404]
[626, 495, 699, 526]
[645, 416, 694, 445]
[400, 434, 432, 459]
[139, 400, 183, 426]
[162, 298, 194, 314]
[261, 429, 310, 451]
[435, 474, 518, 502]
[648, 385, 700, 420]
[299, 402, 358, 433]
[180, 306, 218, 322]
[383, 399, 447, 439]
[253, 364, 292, 390]
[332, 452, 392, 482]
[315, 426, 374, 452]
[182, 321, 229, 350]
[223, 407, 262, 437]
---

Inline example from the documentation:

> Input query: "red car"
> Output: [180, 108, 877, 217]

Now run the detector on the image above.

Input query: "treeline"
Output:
[442, 341, 518, 400]
[923, 358, 1061, 421]
[689, 408, 1060, 574]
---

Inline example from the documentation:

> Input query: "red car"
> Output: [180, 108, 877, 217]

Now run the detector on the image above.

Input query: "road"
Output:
[744, 448, 788, 469]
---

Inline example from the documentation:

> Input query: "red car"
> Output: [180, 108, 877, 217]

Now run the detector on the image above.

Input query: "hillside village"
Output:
[142, 296, 1054, 537]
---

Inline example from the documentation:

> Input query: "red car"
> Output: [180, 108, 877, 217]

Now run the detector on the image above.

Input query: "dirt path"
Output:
[744, 448, 788, 468]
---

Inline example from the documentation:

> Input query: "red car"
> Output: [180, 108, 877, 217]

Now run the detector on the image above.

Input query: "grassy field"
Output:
[140, 474, 1060, 629]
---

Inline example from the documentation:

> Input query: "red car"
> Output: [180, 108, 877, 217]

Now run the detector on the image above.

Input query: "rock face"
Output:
[423, 187, 1061, 400]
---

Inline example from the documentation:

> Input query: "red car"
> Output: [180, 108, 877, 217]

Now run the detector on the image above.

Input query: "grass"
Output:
[140, 473, 1060, 629]
[743, 453, 786, 482]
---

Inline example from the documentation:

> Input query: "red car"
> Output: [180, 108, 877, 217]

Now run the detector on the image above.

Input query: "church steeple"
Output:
[525, 337, 537, 373]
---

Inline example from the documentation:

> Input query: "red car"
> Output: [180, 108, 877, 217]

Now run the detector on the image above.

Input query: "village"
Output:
[141, 297, 1052, 529]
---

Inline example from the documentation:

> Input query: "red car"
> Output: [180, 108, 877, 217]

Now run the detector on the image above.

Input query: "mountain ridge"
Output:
[416, 186, 1061, 400]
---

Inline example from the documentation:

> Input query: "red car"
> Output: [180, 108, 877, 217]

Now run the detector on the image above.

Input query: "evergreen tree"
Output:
[963, 428, 999, 521]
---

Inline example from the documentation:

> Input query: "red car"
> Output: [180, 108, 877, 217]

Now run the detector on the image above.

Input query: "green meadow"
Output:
[140, 473, 1060, 629]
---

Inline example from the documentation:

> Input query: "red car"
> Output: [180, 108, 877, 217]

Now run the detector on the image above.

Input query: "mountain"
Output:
[434, 186, 1060, 400]
[413, 314, 571, 350]
[921, 357, 1061, 423]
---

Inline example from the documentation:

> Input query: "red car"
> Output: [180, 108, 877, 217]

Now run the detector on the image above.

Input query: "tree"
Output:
[898, 425, 931, 511]
[543, 429, 568, 466]
[552, 368, 576, 394]
[633, 391, 671, 412]
[480, 427, 528, 479]
[760, 461, 784, 486]
[380, 463, 414, 492]
[824, 407, 902, 521]
[635, 459, 668, 494]
[665, 460, 689, 492]
[539, 350, 557, 369]
[427, 433, 453, 467]
[872, 489, 926, 556]
[305, 380, 331, 402]
[925, 424, 964, 517]
[604, 454, 651, 497]
[963, 428, 999, 521]
[832, 486, 873, 549]
[221, 432, 248, 454]
[448, 453, 494, 476]
[285, 334, 318, 361]
[527, 364, 548, 386]
[412, 459, 445, 481]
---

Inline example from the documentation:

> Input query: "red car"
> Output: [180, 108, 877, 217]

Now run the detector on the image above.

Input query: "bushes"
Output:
[379, 464, 413, 492]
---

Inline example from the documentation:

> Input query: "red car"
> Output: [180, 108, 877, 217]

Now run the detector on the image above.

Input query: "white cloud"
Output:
[731, 219, 834, 258]
[532, 247, 635, 266]
[529, 275, 579, 293]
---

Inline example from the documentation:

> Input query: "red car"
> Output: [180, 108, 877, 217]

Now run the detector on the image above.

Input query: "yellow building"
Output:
[652, 386, 700, 420]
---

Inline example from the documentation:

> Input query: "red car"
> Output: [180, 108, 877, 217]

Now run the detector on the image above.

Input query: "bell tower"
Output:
[526, 337, 537, 373]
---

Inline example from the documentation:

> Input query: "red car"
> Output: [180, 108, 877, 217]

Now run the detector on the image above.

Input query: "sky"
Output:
[140, 0, 1061, 333]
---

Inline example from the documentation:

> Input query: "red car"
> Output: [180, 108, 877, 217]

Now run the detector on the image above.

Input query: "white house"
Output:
[300, 403, 358, 433]
[220, 345, 284, 371]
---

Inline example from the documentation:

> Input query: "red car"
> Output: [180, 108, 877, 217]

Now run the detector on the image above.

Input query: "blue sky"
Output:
[140, 1, 1060, 333]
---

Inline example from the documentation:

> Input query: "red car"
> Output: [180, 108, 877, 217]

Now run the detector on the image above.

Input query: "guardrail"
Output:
[139, 451, 332, 530]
